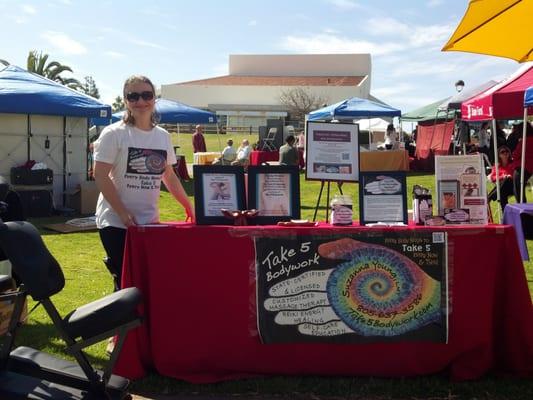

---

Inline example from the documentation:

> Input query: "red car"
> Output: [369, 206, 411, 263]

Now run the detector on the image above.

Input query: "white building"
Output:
[161, 54, 372, 130]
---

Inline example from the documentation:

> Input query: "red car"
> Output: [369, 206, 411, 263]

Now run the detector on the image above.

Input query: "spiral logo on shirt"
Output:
[127, 147, 167, 174]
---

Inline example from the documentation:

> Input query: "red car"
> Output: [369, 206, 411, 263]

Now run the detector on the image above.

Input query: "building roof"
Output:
[175, 75, 365, 87]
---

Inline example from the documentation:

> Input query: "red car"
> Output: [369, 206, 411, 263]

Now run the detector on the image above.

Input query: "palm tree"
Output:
[26, 50, 81, 90]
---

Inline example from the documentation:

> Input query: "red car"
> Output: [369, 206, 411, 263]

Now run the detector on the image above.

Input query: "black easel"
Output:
[312, 181, 344, 222]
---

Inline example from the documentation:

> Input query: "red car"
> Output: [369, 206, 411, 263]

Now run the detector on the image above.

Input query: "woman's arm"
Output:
[93, 161, 136, 226]
[162, 165, 195, 222]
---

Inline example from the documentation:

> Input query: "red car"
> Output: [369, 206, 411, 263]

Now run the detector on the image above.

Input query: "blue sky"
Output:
[0, 0, 520, 113]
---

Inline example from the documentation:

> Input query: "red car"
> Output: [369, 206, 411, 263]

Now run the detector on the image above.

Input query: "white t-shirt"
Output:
[221, 145, 237, 162]
[237, 145, 251, 161]
[93, 121, 176, 229]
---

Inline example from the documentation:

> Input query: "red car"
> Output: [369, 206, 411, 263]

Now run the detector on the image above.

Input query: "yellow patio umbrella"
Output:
[442, 0, 533, 63]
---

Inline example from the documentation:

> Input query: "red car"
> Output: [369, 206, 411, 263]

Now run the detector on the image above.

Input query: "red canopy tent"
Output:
[461, 64, 533, 121]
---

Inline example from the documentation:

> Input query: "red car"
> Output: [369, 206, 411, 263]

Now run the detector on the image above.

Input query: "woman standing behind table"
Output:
[93, 75, 195, 290]
[384, 124, 398, 150]
[487, 145, 514, 211]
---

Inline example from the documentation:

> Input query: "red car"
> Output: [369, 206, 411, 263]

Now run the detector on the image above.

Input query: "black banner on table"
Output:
[255, 231, 448, 344]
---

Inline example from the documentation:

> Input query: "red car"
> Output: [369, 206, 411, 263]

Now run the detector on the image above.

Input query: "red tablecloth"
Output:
[114, 223, 533, 382]
[250, 150, 305, 168]
[250, 150, 279, 166]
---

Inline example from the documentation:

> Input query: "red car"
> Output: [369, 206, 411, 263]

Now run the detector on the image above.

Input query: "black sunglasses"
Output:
[126, 91, 154, 102]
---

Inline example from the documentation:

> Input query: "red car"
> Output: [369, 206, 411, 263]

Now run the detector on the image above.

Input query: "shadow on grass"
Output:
[15, 320, 109, 369]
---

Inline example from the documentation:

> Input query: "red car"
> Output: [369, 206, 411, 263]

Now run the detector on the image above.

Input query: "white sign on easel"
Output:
[305, 121, 360, 182]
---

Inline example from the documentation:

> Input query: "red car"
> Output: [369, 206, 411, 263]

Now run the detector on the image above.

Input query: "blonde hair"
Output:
[122, 75, 159, 127]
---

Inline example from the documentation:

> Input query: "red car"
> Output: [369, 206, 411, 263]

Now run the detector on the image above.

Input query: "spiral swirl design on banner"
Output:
[326, 246, 441, 336]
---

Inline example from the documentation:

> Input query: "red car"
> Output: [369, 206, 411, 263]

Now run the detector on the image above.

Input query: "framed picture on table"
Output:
[358, 171, 407, 225]
[193, 165, 246, 225]
[247, 165, 301, 225]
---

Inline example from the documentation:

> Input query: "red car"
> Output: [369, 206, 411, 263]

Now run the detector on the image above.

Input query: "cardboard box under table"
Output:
[66, 181, 100, 215]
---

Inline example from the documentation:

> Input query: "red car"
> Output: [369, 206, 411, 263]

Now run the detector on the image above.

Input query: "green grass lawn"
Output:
[12, 133, 533, 399]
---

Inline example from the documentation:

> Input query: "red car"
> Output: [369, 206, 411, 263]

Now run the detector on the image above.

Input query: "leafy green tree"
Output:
[26, 50, 81, 90]
[80, 76, 100, 99]
[112, 96, 125, 112]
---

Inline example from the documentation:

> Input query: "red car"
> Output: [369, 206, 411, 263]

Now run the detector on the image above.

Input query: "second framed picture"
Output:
[247, 165, 301, 225]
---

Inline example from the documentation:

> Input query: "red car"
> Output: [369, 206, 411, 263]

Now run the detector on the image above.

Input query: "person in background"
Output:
[231, 139, 251, 166]
[511, 122, 533, 202]
[384, 124, 398, 150]
[212, 138, 237, 165]
[487, 145, 514, 211]
[476, 121, 490, 156]
[192, 124, 207, 153]
[93, 75, 195, 292]
[506, 122, 523, 152]
[296, 130, 305, 169]
[279, 135, 299, 166]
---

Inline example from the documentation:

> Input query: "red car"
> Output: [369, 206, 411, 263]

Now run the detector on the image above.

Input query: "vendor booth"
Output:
[0, 65, 111, 209]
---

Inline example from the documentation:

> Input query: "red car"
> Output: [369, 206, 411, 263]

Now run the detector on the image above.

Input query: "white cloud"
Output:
[366, 17, 410, 36]
[410, 24, 454, 47]
[14, 15, 29, 24]
[41, 31, 87, 55]
[22, 4, 36, 14]
[366, 17, 453, 49]
[326, 0, 361, 10]
[128, 38, 167, 50]
[386, 59, 459, 78]
[248, 20, 257, 26]
[427, 0, 444, 7]
[372, 82, 415, 98]
[323, 28, 340, 35]
[280, 33, 404, 55]
[104, 51, 125, 59]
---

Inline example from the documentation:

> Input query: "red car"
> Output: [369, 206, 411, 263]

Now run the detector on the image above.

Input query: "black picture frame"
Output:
[359, 171, 408, 225]
[193, 165, 246, 225]
[247, 165, 301, 225]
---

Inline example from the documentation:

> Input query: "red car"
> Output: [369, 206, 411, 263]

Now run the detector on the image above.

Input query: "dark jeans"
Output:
[99, 227, 127, 291]
[513, 168, 531, 203]
[488, 177, 514, 211]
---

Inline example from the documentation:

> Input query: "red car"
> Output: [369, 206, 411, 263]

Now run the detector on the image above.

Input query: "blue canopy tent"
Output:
[308, 96, 402, 148]
[0, 65, 111, 207]
[0, 65, 110, 118]
[308, 97, 401, 121]
[110, 98, 216, 124]
[525, 86, 533, 107]
[110, 98, 219, 153]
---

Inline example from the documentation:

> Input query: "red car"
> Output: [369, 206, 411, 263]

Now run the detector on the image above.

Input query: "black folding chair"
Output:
[0, 213, 142, 399]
